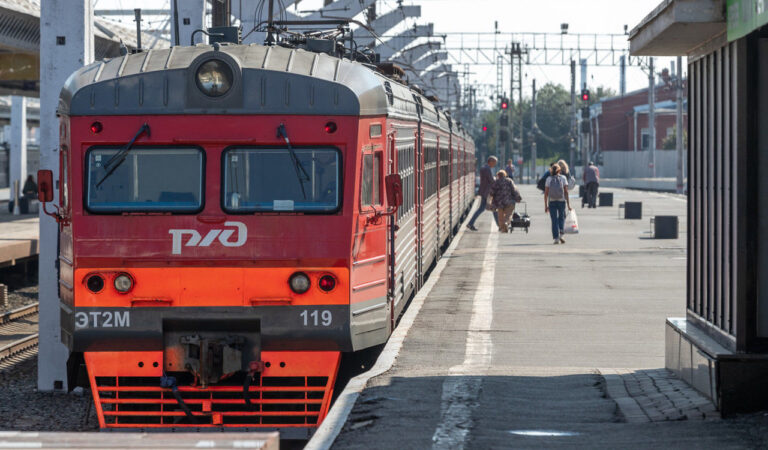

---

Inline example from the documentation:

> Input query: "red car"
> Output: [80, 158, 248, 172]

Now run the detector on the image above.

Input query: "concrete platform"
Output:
[327, 186, 765, 448]
[0, 431, 279, 449]
[0, 214, 39, 267]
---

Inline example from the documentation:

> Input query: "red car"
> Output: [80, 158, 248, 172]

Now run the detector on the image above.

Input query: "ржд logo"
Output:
[169, 221, 247, 255]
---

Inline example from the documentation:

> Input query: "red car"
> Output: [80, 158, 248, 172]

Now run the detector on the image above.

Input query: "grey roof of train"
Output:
[59, 43, 465, 137]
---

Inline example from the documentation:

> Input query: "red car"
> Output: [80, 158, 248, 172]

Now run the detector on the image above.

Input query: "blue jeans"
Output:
[549, 201, 566, 239]
[468, 195, 498, 227]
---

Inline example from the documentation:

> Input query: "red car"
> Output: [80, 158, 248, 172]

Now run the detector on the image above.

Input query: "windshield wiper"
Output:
[96, 123, 151, 188]
[277, 124, 310, 199]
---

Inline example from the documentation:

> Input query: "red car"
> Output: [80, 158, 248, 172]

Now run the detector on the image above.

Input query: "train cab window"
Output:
[86, 147, 203, 213]
[223, 147, 340, 213]
[60, 147, 69, 210]
[361, 152, 382, 207]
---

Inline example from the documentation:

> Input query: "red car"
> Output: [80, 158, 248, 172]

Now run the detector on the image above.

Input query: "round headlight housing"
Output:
[86, 274, 105, 293]
[114, 273, 134, 293]
[195, 59, 233, 97]
[289, 272, 311, 294]
[318, 275, 336, 292]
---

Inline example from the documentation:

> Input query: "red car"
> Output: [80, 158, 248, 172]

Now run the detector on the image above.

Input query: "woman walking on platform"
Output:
[489, 170, 517, 233]
[544, 164, 572, 244]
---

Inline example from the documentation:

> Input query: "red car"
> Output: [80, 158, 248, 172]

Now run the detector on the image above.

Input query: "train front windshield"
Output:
[223, 147, 341, 213]
[86, 147, 204, 213]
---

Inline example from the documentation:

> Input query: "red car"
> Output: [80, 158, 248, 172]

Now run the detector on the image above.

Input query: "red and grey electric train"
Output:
[39, 40, 475, 436]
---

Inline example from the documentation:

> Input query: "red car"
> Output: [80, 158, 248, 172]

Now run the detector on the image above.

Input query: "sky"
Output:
[95, 0, 681, 108]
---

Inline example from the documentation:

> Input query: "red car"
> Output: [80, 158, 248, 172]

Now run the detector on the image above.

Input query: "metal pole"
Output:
[619, 55, 626, 96]
[12, 179, 20, 216]
[570, 60, 576, 169]
[531, 79, 537, 181]
[266, 0, 275, 44]
[649, 57, 656, 178]
[676, 55, 684, 193]
[133, 9, 142, 51]
[518, 53, 523, 182]
[172, 0, 180, 46]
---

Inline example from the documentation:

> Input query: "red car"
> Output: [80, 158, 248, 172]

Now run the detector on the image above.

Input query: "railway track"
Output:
[0, 303, 39, 370]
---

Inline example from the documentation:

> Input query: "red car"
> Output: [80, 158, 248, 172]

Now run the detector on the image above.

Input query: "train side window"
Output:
[361, 154, 373, 206]
[60, 146, 69, 210]
[373, 152, 381, 205]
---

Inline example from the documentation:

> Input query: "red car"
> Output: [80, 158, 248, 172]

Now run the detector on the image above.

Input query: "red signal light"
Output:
[319, 275, 336, 292]
[482, 126, 488, 132]
[90, 121, 103, 134]
[501, 102, 508, 110]
[324, 122, 337, 134]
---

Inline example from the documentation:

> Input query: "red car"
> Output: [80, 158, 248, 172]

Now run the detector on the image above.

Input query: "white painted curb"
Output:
[304, 200, 478, 450]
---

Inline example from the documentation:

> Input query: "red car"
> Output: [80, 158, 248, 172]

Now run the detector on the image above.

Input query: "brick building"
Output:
[588, 70, 687, 153]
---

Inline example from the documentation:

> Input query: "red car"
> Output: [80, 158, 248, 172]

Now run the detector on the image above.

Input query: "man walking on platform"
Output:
[504, 159, 516, 181]
[583, 161, 600, 208]
[467, 156, 498, 231]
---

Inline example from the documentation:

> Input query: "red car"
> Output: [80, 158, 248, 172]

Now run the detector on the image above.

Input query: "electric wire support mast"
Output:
[39, 9, 475, 437]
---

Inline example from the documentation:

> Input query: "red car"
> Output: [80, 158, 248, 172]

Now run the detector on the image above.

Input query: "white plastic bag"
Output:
[564, 209, 579, 234]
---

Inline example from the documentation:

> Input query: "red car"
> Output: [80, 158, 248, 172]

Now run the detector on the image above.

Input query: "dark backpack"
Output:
[536, 173, 549, 192]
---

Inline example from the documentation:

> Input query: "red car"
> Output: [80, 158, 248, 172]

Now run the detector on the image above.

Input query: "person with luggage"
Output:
[583, 161, 600, 208]
[544, 164, 572, 244]
[467, 156, 498, 231]
[488, 169, 518, 233]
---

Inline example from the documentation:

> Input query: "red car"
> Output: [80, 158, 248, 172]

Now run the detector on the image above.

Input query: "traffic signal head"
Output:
[501, 98, 509, 110]
[581, 89, 590, 102]
[482, 125, 488, 132]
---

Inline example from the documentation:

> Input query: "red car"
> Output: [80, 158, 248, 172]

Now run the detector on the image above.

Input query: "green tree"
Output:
[662, 128, 687, 150]
[469, 83, 617, 169]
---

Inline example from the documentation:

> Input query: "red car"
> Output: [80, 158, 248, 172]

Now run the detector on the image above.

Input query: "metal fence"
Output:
[601, 150, 687, 179]
[687, 36, 757, 351]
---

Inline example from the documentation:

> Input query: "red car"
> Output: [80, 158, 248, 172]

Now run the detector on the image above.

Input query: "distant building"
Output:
[587, 71, 687, 154]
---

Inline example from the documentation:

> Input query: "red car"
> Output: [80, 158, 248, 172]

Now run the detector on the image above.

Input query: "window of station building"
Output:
[223, 147, 341, 213]
[86, 147, 203, 213]
[641, 128, 650, 150]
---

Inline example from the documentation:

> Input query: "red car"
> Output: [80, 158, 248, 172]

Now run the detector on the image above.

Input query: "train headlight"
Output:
[114, 273, 134, 293]
[86, 274, 105, 293]
[195, 59, 233, 97]
[318, 275, 336, 292]
[289, 272, 311, 294]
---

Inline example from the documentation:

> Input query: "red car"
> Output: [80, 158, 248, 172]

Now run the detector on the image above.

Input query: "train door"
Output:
[435, 135, 442, 249]
[387, 131, 397, 331]
[389, 123, 418, 321]
[350, 143, 389, 349]
[449, 135, 454, 236]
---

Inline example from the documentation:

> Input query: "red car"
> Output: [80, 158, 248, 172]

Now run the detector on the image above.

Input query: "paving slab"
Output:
[0, 431, 279, 449]
[332, 186, 766, 449]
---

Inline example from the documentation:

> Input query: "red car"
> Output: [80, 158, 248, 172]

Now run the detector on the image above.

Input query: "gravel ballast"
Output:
[0, 355, 98, 431]
[0, 285, 37, 314]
